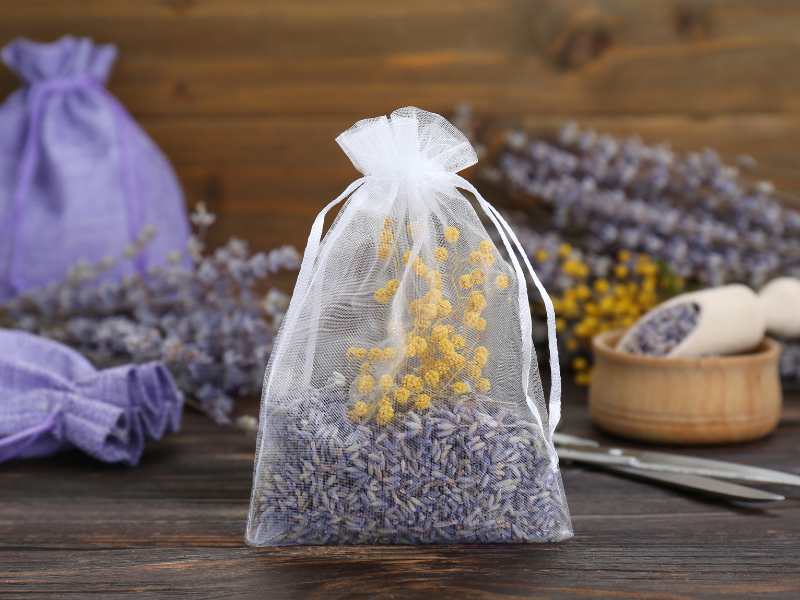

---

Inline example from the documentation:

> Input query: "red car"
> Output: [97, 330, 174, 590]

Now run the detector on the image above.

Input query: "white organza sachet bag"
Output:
[246, 107, 572, 545]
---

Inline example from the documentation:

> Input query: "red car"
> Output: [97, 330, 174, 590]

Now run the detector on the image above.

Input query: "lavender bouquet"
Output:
[0, 204, 300, 424]
[469, 115, 800, 386]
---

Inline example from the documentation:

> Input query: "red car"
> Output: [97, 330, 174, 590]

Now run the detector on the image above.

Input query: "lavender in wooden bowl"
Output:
[591, 330, 782, 445]
[619, 302, 700, 356]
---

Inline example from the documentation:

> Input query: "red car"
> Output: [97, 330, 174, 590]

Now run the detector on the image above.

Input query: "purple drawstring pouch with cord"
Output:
[0, 35, 190, 301]
[0, 329, 183, 466]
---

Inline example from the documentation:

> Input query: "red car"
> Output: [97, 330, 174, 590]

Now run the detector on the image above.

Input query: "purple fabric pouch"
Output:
[0, 35, 190, 300]
[0, 329, 183, 466]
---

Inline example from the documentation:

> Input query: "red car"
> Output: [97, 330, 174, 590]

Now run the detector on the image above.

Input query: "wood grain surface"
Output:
[1, 387, 799, 599]
[1, 0, 799, 252]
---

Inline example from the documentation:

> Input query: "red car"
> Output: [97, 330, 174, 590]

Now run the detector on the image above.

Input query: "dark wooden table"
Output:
[2, 387, 798, 599]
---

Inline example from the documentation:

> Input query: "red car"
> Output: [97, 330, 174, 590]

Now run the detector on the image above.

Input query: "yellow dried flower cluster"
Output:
[346, 219, 512, 424]
[373, 278, 399, 304]
[542, 248, 683, 386]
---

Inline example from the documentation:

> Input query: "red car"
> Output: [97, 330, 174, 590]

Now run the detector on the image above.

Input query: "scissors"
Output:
[553, 433, 800, 502]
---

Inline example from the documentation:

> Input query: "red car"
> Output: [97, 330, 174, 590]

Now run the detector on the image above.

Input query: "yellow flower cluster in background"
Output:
[542, 246, 683, 386]
[345, 219, 512, 425]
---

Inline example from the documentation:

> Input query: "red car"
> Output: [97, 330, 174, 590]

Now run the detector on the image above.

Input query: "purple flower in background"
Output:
[489, 122, 800, 288]
[0, 204, 300, 424]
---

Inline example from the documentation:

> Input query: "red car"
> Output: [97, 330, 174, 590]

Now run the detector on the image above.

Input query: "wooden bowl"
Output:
[589, 330, 783, 445]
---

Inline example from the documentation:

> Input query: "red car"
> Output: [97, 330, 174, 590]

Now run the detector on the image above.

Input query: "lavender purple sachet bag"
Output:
[0, 329, 183, 466]
[0, 36, 190, 300]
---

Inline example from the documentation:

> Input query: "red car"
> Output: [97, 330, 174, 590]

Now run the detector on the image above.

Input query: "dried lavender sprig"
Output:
[1, 204, 300, 424]
[477, 118, 800, 382]
[489, 123, 800, 289]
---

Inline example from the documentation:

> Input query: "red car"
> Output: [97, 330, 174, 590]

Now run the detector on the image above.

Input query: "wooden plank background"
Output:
[1, 0, 799, 253]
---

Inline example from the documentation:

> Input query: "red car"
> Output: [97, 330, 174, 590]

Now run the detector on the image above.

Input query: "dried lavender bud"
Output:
[0, 205, 300, 424]
[621, 302, 701, 356]
[249, 384, 571, 545]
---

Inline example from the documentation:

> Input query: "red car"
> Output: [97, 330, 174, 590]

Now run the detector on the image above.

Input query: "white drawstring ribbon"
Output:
[451, 176, 562, 439]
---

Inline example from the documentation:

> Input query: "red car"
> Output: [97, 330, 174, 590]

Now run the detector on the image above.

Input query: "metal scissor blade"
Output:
[555, 437, 800, 487]
[552, 433, 600, 448]
[603, 465, 785, 502]
[615, 448, 800, 487]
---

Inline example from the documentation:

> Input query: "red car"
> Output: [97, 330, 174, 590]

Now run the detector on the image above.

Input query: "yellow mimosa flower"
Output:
[394, 387, 411, 405]
[470, 269, 486, 285]
[468, 291, 487, 312]
[452, 381, 470, 394]
[347, 347, 367, 360]
[376, 400, 395, 425]
[572, 357, 588, 371]
[356, 374, 375, 393]
[421, 303, 438, 320]
[424, 370, 440, 387]
[594, 278, 610, 294]
[444, 226, 460, 243]
[464, 311, 480, 328]
[350, 400, 369, 419]
[403, 374, 423, 392]
[379, 374, 393, 391]
[414, 393, 432, 411]
[431, 324, 449, 341]
[474, 346, 489, 366]
[425, 288, 443, 303]
[476, 378, 491, 393]
[535, 248, 550, 262]
[437, 299, 452, 318]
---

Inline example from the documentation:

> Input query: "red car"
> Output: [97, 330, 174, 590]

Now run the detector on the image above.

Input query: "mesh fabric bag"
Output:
[246, 108, 572, 545]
